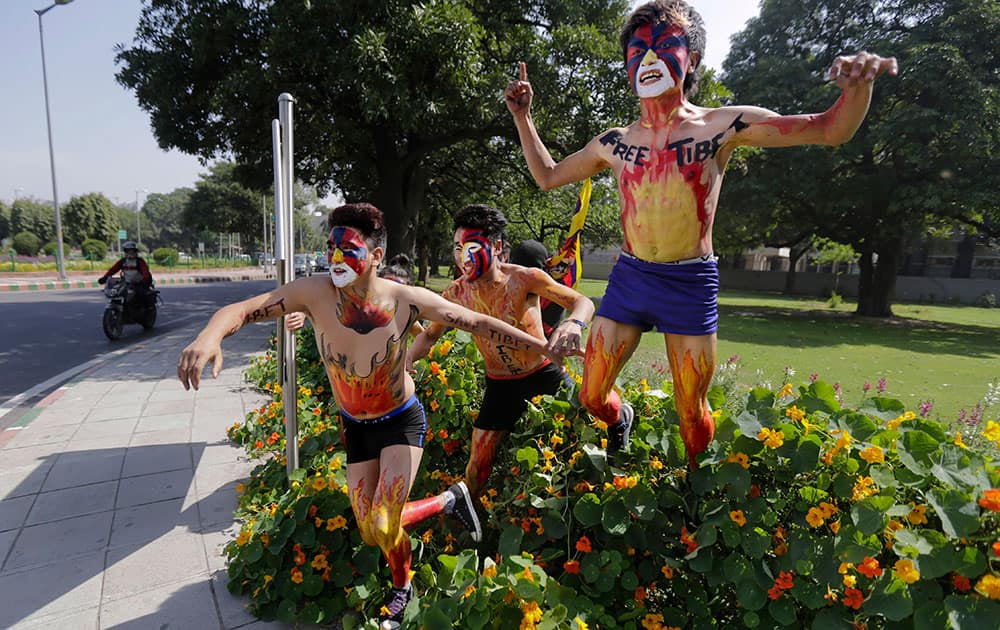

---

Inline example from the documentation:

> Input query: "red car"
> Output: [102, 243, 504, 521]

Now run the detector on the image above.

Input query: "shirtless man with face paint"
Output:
[407, 204, 595, 506]
[505, 0, 897, 466]
[176, 203, 556, 628]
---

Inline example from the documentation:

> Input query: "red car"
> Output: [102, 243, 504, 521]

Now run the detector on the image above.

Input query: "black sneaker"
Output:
[446, 481, 483, 542]
[378, 584, 412, 629]
[607, 402, 633, 454]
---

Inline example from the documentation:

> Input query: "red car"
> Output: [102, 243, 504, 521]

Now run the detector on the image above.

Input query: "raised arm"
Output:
[727, 52, 898, 149]
[408, 286, 555, 360]
[505, 61, 609, 190]
[177, 281, 309, 390]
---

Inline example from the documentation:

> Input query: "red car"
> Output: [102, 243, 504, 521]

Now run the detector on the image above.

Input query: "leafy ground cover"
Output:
[224, 327, 1000, 628]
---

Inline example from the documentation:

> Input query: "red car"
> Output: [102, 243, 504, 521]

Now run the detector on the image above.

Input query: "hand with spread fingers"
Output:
[828, 51, 899, 89]
[504, 61, 533, 116]
[177, 339, 223, 391]
[546, 319, 585, 361]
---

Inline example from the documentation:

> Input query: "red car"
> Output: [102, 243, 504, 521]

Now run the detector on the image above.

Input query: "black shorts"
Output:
[475, 362, 570, 432]
[341, 396, 427, 464]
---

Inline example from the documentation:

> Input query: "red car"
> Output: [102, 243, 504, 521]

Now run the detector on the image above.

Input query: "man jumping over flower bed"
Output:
[407, 204, 594, 524]
[176, 203, 557, 628]
[504, 0, 897, 466]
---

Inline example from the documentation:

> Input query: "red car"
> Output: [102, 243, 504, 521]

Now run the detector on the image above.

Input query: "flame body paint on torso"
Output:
[599, 105, 748, 263]
[442, 265, 547, 378]
[310, 283, 420, 418]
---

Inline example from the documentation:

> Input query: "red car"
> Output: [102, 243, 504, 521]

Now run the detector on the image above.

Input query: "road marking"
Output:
[0, 313, 203, 422]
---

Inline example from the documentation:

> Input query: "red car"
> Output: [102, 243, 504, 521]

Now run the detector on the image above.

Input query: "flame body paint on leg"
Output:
[580, 325, 634, 425]
[351, 472, 412, 587]
[667, 340, 716, 468]
[464, 429, 506, 498]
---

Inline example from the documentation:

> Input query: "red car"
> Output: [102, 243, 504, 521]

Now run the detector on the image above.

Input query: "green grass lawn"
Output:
[426, 273, 999, 421]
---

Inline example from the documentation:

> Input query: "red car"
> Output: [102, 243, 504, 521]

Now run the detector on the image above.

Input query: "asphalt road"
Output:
[0, 280, 275, 408]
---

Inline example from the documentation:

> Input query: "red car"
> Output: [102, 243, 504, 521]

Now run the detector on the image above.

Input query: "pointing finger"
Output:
[519, 61, 527, 82]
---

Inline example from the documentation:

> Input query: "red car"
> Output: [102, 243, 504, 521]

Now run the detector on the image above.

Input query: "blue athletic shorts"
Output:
[595, 253, 719, 336]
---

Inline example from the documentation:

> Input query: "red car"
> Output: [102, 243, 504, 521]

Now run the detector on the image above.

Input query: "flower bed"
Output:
[226, 328, 1000, 628]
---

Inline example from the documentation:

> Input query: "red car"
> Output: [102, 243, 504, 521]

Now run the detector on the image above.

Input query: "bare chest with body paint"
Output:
[444, 270, 547, 378]
[598, 112, 747, 263]
[306, 284, 419, 418]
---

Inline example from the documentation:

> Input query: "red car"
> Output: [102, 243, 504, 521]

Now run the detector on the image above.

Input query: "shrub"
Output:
[226, 328, 1000, 628]
[152, 247, 178, 265]
[81, 239, 108, 261]
[827, 291, 844, 308]
[42, 241, 69, 257]
[12, 231, 40, 256]
[978, 292, 996, 309]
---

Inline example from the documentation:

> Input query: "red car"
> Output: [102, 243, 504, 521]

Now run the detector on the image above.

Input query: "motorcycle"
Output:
[102, 276, 160, 340]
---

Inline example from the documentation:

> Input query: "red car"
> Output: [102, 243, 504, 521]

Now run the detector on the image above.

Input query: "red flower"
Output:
[254, 440, 264, 449]
[952, 573, 972, 592]
[680, 526, 698, 553]
[978, 489, 1000, 512]
[843, 588, 864, 610]
[857, 557, 883, 579]
[634, 586, 647, 602]
[775, 571, 794, 590]
[768, 585, 783, 600]
[438, 429, 449, 439]
[993, 541, 1000, 558]
[443, 439, 462, 455]
[307, 505, 317, 519]
[266, 431, 281, 445]
[749, 484, 761, 498]
[575, 536, 593, 553]
[563, 560, 580, 574]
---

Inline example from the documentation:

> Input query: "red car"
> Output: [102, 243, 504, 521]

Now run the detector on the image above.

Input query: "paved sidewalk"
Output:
[0, 322, 288, 629]
[0, 268, 276, 293]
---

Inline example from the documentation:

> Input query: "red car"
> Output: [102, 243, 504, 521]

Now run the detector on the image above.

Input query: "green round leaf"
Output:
[573, 493, 602, 528]
[601, 497, 629, 536]
[736, 579, 767, 611]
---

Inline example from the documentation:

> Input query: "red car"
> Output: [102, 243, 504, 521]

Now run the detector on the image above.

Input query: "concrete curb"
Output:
[0, 272, 275, 292]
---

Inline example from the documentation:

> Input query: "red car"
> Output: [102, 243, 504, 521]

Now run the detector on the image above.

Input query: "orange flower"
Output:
[483, 564, 497, 579]
[430, 400, 440, 412]
[267, 431, 281, 445]
[768, 585, 783, 600]
[290, 567, 303, 584]
[429, 361, 441, 374]
[730, 510, 747, 527]
[254, 440, 264, 449]
[438, 428, 449, 439]
[661, 564, 674, 579]
[680, 526, 698, 553]
[993, 541, 1000, 557]
[564, 559, 581, 574]
[978, 489, 1000, 512]
[776, 571, 794, 590]
[952, 573, 972, 592]
[575, 536, 592, 553]
[843, 587, 864, 609]
[857, 557, 883, 579]
[634, 586, 647, 603]
[311, 554, 329, 571]
[308, 505, 318, 519]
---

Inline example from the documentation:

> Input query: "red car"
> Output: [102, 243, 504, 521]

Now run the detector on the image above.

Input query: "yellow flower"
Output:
[893, 559, 920, 584]
[757, 427, 785, 449]
[730, 510, 747, 527]
[818, 502, 839, 518]
[462, 584, 476, 599]
[326, 515, 348, 531]
[806, 507, 825, 528]
[838, 562, 854, 574]
[329, 457, 342, 470]
[445, 388, 455, 397]
[290, 568, 303, 584]
[975, 574, 1000, 600]
[859, 445, 884, 464]
[953, 432, 968, 449]
[550, 434, 564, 447]
[311, 476, 328, 491]
[236, 529, 251, 546]
[983, 420, 1000, 443]
[311, 554, 329, 571]
[542, 448, 556, 460]
[829, 519, 841, 534]
[852, 476, 878, 501]
[438, 339, 453, 355]
[727, 452, 750, 469]
[573, 617, 589, 630]
[778, 383, 794, 398]
[785, 405, 805, 422]
[236, 483, 245, 495]
[650, 456, 664, 470]
[483, 563, 498, 579]
[843, 574, 857, 588]
[531, 395, 543, 405]
[907, 504, 928, 525]
[521, 601, 543, 628]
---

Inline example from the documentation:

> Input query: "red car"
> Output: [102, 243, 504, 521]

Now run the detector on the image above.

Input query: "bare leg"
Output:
[580, 317, 642, 428]
[349, 445, 423, 589]
[665, 333, 717, 468]
[464, 428, 507, 499]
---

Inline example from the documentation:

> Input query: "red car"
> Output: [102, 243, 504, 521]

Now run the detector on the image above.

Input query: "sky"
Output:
[0, 1, 761, 208]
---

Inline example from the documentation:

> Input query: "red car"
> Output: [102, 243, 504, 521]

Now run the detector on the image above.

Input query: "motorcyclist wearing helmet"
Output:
[99, 241, 154, 302]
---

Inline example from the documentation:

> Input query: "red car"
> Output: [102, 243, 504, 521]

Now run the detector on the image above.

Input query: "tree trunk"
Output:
[418, 242, 429, 285]
[951, 233, 975, 278]
[856, 237, 900, 317]
[372, 128, 424, 259]
[783, 244, 809, 294]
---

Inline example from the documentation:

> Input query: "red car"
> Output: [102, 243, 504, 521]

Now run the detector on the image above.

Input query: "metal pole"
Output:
[279, 94, 298, 477]
[36, 6, 68, 280]
[134, 189, 146, 245]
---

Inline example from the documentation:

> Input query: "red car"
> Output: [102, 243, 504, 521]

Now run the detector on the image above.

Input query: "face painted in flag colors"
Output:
[626, 22, 690, 99]
[455, 228, 494, 280]
[327, 227, 369, 288]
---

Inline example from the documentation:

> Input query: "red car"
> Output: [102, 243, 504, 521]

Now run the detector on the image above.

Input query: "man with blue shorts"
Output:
[505, 0, 897, 465]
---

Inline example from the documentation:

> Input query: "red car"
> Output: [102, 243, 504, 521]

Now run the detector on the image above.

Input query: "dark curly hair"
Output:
[620, 0, 706, 98]
[327, 203, 387, 250]
[452, 204, 508, 242]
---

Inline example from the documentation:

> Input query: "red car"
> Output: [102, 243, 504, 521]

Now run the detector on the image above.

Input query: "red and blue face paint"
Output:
[458, 229, 493, 280]
[328, 226, 369, 287]
[626, 23, 690, 98]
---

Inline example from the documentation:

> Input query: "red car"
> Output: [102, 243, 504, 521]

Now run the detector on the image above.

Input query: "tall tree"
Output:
[718, 0, 1000, 316]
[143, 187, 194, 249]
[9, 199, 55, 243]
[62, 193, 119, 246]
[0, 200, 9, 242]
[184, 163, 264, 247]
[115, 0, 633, 257]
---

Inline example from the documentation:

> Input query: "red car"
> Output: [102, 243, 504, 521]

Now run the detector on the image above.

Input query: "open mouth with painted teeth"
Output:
[639, 70, 663, 84]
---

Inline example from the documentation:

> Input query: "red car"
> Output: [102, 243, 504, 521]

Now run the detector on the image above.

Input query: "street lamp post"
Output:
[35, 0, 74, 280]
[135, 189, 147, 245]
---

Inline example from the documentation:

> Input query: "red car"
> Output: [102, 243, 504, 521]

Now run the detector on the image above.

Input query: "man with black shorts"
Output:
[177, 203, 555, 628]
[408, 205, 594, 519]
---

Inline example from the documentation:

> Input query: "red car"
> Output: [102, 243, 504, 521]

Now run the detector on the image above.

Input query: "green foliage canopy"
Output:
[62, 192, 118, 246]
